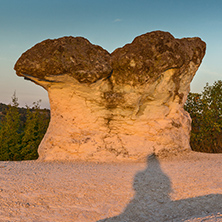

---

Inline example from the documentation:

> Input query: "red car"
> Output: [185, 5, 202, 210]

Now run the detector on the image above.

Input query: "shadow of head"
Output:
[98, 154, 222, 222]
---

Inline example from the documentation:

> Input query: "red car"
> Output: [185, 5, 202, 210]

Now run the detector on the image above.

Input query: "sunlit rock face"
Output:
[14, 31, 206, 162]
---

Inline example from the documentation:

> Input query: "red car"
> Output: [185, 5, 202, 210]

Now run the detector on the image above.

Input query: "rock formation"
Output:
[14, 31, 206, 162]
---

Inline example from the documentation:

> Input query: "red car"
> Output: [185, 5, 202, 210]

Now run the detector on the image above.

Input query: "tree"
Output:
[200, 81, 222, 152]
[20, 100, 49, 160]
[0, 93, 21, 160]
[185, 80, 222, 153]
[0, 94, 50, 161]
[184, 92, 203, 151]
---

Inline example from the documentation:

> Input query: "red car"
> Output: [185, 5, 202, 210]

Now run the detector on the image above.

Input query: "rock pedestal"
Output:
[14, 31, 206, 161]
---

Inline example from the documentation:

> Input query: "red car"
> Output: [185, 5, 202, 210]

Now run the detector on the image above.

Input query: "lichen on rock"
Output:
[14, 31, 206, 162]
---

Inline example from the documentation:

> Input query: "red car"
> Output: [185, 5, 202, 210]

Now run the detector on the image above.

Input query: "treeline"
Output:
[0, 93, 50, 161]
[0, 81, 221, 161]
[184, 80, 222, 153]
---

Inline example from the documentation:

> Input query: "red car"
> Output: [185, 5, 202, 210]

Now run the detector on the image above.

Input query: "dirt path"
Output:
[0, 152, 222, 221]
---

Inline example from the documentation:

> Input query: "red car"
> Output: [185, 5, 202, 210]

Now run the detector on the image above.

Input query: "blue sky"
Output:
[1, 0, 222, 108]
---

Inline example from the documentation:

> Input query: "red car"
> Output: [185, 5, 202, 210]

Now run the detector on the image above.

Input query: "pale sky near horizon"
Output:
[1, 0, 222, 108]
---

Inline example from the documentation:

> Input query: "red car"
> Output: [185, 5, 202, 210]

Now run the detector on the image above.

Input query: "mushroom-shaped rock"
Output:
[14, 31, 206, 162]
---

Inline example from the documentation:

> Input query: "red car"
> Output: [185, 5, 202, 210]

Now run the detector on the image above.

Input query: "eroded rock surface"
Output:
[14, 31, 206, 161]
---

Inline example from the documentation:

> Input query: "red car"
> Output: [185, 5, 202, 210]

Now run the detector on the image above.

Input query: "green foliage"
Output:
[20, 101, 50, 160]
[184, 80, 222, 153]
[0, 93, 50, 161]
[0, 93, 21, 160]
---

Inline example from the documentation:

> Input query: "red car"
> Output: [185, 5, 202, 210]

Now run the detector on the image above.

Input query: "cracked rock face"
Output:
[14, 31, 206, 162]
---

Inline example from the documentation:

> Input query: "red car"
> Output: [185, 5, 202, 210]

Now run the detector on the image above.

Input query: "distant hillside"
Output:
[0, 103, 8, 121]
[0, 103, 8, 113]
[0, 102, 50, 123]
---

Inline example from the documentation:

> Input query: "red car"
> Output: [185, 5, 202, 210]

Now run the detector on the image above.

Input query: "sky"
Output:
[1, 0, 222, 108]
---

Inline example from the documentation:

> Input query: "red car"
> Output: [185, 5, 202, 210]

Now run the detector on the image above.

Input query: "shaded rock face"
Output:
[14, 31, 206, 162]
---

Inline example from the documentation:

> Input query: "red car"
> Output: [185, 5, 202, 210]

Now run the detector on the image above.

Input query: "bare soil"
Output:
[0, 151, 222, 221]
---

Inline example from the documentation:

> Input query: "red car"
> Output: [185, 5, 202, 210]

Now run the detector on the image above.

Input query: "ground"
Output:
[0, 151, 222, 221]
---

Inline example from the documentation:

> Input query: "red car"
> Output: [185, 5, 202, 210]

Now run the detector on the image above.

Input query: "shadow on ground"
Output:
[98, 155, 222, 222]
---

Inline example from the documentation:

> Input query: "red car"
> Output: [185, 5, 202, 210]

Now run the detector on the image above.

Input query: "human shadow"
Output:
[98, 154, 222, 222]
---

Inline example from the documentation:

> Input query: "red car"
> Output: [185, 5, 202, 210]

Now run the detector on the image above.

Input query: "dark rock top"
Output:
[111, 31, 206, 86]
[14, 31, 206, 85]
[14, 37, 112, 83]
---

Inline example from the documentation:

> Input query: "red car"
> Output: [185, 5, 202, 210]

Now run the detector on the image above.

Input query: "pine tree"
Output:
[20, 100, 49, 160]
[0, 92, 21, 160]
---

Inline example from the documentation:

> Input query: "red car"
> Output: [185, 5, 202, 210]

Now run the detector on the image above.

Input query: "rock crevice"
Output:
[14, 31, 206, 161]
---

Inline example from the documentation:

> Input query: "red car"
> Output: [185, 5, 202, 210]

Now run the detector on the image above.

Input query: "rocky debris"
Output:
[14, 31, 206, 162]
